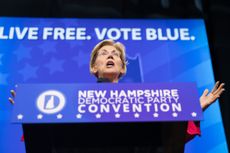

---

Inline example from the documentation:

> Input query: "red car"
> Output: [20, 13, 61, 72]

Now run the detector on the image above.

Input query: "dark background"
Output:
[0, 0, 229, 150]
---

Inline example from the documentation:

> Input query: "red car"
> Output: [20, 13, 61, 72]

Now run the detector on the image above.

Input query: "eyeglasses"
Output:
[98, 50, 121, 57]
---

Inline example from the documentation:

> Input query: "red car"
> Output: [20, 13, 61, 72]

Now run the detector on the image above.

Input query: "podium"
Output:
[12, 83, 202, 153]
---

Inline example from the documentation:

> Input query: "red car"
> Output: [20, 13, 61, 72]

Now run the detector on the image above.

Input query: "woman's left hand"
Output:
[200, 81, 225, 110]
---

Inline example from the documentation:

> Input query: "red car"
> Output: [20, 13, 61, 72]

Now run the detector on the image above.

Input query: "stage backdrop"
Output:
[0, 17, 228, 153]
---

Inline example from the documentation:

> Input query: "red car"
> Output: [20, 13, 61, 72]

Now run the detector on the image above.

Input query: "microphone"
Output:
[97, 78, 112, 83]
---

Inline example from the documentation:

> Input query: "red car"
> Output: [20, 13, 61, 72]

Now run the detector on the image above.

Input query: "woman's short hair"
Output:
[89, 39, 127, 78]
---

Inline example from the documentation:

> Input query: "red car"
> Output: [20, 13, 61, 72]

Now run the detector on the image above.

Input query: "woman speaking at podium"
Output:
[9, 39, 225, 153]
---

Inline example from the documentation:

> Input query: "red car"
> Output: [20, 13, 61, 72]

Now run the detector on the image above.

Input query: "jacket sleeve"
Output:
[21, 134, 24, 141]
[186, 121, 201, 142]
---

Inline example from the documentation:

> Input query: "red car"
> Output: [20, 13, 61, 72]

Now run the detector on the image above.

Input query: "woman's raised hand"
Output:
[200, 81, 225, 110]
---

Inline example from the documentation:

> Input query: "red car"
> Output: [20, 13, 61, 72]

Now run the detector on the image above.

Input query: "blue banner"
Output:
[0, 17, 228, 153]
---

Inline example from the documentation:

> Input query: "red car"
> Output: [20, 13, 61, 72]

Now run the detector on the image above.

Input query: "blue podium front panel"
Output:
[12, 83, 202, 123]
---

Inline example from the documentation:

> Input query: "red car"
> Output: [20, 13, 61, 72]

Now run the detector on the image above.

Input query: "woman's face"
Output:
[92, 45, 124, 82]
